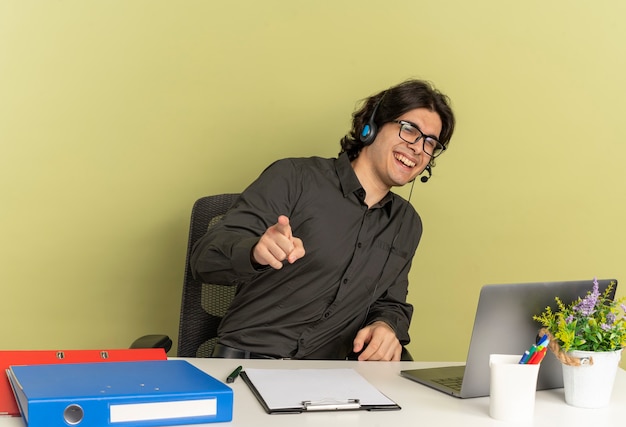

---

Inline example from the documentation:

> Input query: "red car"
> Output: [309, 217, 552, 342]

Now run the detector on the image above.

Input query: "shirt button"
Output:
[357, 242, 362, 248]
[324, 312, 330, 318]
[343, 278, 348, 284]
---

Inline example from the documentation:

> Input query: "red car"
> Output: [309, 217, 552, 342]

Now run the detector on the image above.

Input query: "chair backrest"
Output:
[177, 193, 240, 357]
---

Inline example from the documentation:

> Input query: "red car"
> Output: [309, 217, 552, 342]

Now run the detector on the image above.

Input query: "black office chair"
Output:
[132, 193, 412, 360]
[176, 193, 241, 357]
[131, 193, 240, 357]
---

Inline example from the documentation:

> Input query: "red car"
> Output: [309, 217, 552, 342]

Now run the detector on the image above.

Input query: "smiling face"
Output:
[353, 107, 443, 194]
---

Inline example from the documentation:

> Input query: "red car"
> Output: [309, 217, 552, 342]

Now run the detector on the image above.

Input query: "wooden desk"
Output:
[1, 359, 624, 426]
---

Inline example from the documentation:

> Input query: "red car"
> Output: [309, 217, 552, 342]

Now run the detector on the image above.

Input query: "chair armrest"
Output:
[130, 334, 173, 353]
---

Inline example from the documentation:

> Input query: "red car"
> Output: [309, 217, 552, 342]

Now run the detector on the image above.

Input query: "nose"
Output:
[405, 137, 423, 155]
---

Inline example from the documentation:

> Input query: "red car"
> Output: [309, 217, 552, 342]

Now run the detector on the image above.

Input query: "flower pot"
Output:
[561, 348, 622, 408]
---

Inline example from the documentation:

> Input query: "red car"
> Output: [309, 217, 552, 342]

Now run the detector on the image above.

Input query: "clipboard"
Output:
[240, 368, 401, 414]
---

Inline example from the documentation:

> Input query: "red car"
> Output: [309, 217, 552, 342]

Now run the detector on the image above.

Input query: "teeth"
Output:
[395, 153, 416, 168]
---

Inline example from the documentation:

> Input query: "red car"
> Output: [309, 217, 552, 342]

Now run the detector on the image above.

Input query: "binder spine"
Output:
[26, 395, 233, 427]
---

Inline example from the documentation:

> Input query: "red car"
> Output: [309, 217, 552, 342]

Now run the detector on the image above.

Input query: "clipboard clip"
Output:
[302, 398, 361, 411]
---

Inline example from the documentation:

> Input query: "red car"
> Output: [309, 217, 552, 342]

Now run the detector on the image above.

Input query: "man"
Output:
[190, 79, 455, 360]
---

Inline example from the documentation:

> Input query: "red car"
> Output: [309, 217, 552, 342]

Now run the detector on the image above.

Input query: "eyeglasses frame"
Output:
[392, 120, 446, 158]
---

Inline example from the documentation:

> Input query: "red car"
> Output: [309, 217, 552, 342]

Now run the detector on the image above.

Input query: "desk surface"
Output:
[1, 358, 624, 426]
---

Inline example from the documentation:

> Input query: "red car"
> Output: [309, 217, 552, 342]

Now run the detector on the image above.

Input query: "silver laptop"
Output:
[400, 278, 618, 398]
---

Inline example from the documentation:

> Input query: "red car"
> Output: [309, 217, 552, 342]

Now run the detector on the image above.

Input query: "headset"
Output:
[359, 94, 384, 146]
[420, 165, 432, 183]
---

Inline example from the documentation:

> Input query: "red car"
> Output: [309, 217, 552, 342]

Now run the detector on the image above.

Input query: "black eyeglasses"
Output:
[393, 120, 446, 158]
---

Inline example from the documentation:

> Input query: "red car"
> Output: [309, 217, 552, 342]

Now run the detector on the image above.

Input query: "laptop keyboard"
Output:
[431, 376, 463, 392]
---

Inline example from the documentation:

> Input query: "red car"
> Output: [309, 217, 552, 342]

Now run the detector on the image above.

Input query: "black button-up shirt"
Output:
[190, 153, 421, 359]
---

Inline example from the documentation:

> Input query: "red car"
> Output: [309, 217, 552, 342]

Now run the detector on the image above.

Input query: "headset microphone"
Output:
[420, 165, 432, 183]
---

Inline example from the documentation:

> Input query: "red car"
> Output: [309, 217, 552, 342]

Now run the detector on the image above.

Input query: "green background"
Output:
[1, 1, 625, 370]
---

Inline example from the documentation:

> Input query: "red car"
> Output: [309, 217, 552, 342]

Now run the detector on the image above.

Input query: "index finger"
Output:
[274, 215, 292, 237]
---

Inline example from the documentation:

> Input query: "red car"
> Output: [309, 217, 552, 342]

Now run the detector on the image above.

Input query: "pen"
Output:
[526, 350, 541, 365]
[528, 347, 547, 365]
[526, 344, 538, 360]
[226, 365, 242, 383]
[537, 347, 548, 363]
[518, 350, 530, 364]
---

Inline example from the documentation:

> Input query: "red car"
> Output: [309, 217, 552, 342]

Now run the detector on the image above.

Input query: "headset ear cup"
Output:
[360, 122, 377, 145]
[359, 92, 385, 146]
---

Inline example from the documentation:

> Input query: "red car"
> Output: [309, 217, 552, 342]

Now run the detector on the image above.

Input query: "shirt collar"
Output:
[335, 153, 394, 215]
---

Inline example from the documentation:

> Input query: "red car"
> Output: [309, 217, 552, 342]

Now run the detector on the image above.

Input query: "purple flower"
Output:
[565, 314, 574, 323]
[606, 312, 616, 325]
[601, 323, 613, 332]
[573, 278, 600, 317]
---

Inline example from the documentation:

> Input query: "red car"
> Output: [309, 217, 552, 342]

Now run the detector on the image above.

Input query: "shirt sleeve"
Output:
[365, 262, 415, 345]
[190, 159, 300, 286]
